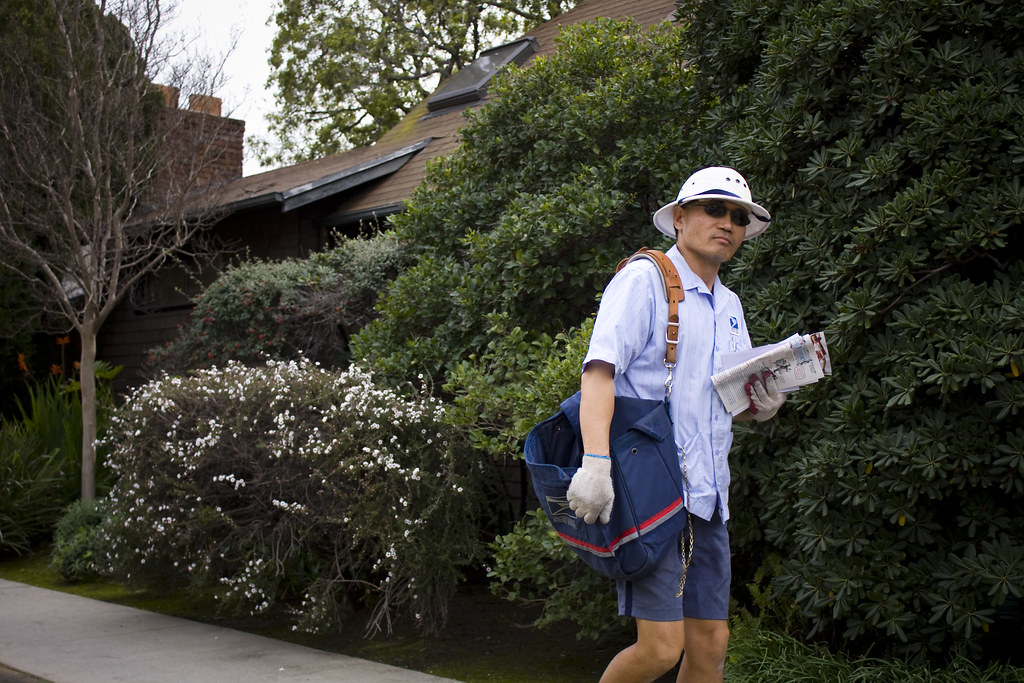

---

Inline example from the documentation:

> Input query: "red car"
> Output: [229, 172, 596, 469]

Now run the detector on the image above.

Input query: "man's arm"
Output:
[580, 360, 615, 455]
[567, 360, 617, 524]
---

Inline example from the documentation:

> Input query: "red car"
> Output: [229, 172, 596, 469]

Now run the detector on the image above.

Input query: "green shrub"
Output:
[15, 377, 83, 473]
[0, 368, 118, 555]
[150, 233, 411, 374]
[726, 618, 1024, 682]
[100, 360, 488, 635]
[0, 436, 65, 556]
[149, 258, 345, 372]
[351, 18, 697, 386]
[445, 317, 588, 461]
[50, 499, 107, 582]
[488, 508, 623, 641]
[309, 231, 413, 333]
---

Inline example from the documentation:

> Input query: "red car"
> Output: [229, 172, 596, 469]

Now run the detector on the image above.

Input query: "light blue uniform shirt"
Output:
[582, 245, 751, 523]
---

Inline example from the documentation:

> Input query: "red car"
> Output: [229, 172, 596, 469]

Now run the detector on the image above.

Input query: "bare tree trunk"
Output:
[79, 321, 99, 501]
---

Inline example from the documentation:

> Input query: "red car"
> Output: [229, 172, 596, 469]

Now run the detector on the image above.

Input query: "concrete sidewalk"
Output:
[0, 579, 457, 682]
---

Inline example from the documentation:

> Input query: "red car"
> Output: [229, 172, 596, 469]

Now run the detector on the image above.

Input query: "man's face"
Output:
[673, 200, 747, 268]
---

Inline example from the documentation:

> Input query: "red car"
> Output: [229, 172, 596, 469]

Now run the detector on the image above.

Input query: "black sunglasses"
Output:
[684, 199, 751, 227]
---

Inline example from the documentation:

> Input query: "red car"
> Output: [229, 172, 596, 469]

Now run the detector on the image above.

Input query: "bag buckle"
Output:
[664, 361, 675, 400]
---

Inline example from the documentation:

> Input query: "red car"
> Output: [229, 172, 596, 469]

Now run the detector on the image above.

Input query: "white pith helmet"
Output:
[652, 166, 771, 240]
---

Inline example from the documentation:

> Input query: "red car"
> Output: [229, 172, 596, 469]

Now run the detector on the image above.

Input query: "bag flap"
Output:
[559, 391, 670, 443]
[637, 400, 672, 440]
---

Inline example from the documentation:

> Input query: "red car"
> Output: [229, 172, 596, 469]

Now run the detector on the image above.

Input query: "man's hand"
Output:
[746, 371, 786, 421]
[567, 454, 614, 524]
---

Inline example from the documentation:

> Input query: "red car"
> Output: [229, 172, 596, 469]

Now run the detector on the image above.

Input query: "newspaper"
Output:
[712, 332, 832, 415]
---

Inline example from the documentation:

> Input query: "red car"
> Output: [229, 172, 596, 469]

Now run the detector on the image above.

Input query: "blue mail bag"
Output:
[523, 390, 687, 580]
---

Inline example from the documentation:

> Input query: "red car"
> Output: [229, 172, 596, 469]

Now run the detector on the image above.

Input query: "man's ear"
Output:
[672, 204, 686, 235]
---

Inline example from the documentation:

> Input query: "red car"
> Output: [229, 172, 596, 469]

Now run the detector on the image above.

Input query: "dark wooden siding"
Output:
[97, 204, 332, 394]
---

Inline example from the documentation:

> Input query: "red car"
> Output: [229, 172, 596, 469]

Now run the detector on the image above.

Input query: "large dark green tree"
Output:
[352, 18, 699, 385]
[353, 0, 1023, 660]
[263, 0, 576, 163]
[684, 0, 1024, 660]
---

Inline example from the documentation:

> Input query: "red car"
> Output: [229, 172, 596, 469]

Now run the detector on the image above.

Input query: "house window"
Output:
[426, 37, 538, 113]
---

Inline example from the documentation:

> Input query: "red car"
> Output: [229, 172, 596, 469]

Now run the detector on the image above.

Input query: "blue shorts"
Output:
[616, 511, 730, 621]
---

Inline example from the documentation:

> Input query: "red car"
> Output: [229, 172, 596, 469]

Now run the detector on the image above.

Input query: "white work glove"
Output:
[567, 454, 614, 524]
[747, 371, 786, 421]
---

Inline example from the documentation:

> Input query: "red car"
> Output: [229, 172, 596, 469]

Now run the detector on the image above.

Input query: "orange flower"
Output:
[50, 364, 63, 376]
[17, 353, 29, 375]
[73, 361, 81, 370]
[56, 336, 71, 346]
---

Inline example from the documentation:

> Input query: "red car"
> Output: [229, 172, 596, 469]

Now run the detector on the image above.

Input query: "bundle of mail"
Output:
[712, 332, 832, 415]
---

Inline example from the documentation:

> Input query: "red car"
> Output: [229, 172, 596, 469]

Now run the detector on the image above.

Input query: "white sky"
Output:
[164, 0, 279, 176]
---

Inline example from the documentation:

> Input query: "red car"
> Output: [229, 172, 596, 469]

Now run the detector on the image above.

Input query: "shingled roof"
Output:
[203, 0, 680, 229]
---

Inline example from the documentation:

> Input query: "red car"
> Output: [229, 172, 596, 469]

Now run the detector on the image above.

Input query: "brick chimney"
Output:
[158, 84, 180, 108]
[178, 93, 243, 186]
[150, 86, 245, 204]
[188, 93, 222, 117]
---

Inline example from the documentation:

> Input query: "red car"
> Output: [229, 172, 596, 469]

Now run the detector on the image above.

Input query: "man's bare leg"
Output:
[599, 618, 685, 683]
[676, 618, 728, 683]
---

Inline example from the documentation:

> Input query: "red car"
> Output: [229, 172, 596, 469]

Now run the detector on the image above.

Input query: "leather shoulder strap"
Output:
[615, 247, 683, 366]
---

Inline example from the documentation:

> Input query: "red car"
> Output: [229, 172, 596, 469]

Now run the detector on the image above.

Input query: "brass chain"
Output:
[676, 446, 693, 599]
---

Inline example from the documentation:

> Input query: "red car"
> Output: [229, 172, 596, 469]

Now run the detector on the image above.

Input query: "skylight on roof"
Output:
[426, 37, 538, 113]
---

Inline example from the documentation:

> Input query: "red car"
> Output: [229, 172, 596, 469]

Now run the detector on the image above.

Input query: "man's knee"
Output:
[704, 620, 730, 655]
[640, 638, 685, 672]
[636, 620, 685, 672]
[683, 619, 729, 670]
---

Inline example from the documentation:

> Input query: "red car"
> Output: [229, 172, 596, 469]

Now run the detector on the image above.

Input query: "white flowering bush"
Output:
[100, 359, 485, 635]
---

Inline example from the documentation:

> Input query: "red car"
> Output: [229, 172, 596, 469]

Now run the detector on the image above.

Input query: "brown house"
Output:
[98, 0, 680, 391]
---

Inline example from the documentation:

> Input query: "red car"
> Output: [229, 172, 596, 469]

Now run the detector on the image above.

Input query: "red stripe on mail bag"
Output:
[557, 496, 684, 557]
